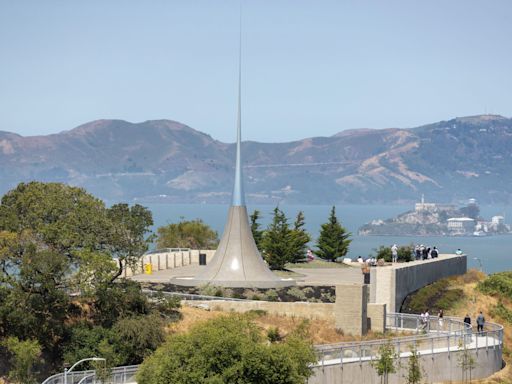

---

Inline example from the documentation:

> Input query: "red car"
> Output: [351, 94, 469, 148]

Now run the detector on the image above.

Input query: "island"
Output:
[358, 196, 511, 236]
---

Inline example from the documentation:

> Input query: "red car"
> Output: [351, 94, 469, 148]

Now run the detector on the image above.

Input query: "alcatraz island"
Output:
[358, 196, 511, 236]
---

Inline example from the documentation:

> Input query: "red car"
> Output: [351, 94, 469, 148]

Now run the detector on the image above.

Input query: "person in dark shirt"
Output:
[464, 314, 471, 326]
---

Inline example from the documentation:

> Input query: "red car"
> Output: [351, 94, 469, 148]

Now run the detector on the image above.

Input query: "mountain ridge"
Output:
[1, 115, 511, 204]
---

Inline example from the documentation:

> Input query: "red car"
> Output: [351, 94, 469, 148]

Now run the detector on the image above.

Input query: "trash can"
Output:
[144, 263, 152, 275]
[199, 253, 207, 266]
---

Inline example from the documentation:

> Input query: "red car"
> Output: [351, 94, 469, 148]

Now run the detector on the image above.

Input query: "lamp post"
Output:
[473, 257, 483, 272]
[64, 357, 106, 384]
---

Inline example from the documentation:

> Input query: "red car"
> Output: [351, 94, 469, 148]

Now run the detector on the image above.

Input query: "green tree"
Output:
[288, 211, 311, 263]
[106, 203, 155, 282]
[0, 182, 161, 372]
[374, 245, 392, 262]
[260, 207, 292, 270]
[111, 314, 166, 365]
[250, 210, 264, 250]
[315, 206, 351, 262]
[372, 341, 397, 384]
[136, 315, 316, 384]
[404, 344, 422, 384]
[156, 219, 218, 249]
[3, 337, 42, 384]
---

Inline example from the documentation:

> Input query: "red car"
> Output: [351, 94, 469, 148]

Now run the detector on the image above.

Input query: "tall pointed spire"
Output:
[171, 7, 294, 288]
[232, 9, 245, 207]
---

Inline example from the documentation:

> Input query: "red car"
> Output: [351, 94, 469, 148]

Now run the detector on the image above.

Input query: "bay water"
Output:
[145, 203, 512, 274]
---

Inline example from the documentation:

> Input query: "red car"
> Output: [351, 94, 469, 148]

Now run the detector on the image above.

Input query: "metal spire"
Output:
[231, 6, 245, 206]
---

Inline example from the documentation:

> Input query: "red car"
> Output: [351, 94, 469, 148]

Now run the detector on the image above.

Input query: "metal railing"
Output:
[41, 365, 139, 384]
[42, 313, 503, 382]
[314, 312, 503, 367]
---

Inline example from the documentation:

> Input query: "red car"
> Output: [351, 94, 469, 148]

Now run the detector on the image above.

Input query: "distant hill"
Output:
[1, 115, 511, 204]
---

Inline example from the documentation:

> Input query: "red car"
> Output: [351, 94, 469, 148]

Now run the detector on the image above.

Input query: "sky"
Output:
[1, 0, 511, 143]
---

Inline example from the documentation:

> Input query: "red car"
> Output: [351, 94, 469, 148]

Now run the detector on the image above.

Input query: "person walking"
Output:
[438, 309, 444, 329]
[464, 313, 472, 342]
[391, 244, 398, 263]
[477, 311, 485, 332]
[425, 309, 430, 331]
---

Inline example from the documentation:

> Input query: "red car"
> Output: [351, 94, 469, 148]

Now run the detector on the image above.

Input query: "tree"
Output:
[288, 211, 311, 263]
[315, 206, 351, 262]
[457, 340, 476, 383]
[106, 203, 155, 282]
[404, 344, 422, 384]
[156, 219, 218, 249]
[260, 208, 292, 270]
[136, 315, 316, 384]
[3, 337, 42, 384]
[372, 341, 397, 384]
[250, 210, 264, 250]
[0, 182, 163, 373]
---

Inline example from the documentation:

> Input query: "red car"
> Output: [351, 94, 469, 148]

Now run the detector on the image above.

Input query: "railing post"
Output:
[447, 335, 450, 357]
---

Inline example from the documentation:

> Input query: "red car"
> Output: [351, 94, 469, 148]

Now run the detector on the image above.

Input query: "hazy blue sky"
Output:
[1, 1, 511, 142]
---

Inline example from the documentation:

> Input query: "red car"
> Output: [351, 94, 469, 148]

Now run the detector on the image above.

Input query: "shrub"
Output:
[264, 289, 279, 302]
[267, 327, 282, 343]
[287, 286, 307, 301]
[136, 315, 316, 384]
[478, 272, 512, 299]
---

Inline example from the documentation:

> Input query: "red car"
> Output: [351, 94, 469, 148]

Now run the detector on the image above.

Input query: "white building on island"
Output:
[447, 217, 475, 234]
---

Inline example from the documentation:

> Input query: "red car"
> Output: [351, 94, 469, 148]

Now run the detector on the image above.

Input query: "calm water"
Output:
[145, 203, 512, 274]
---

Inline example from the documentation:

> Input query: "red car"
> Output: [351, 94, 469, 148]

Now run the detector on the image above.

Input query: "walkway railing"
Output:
[41, 313, 503, 383]
[41, 365, 139, 384]
[314, 312, 503, 367]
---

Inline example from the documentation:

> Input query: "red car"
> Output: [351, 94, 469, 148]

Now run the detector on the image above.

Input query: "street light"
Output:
[64, 357, 106, 384]
[473, 257, 483, 272]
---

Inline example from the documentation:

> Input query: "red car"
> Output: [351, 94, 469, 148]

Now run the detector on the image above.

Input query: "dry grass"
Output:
[168, 306, 407, 345]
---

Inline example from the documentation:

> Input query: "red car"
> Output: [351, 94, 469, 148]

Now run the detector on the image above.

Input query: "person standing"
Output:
[415, 244, 421, 260]
[425, 309, 430, 331]
[431, 246, 439, 259]
[477, 311, 485, 332]
[422, 246, 428, 260]
[391, 244, 398, 263]
[438, 309, 444, 329]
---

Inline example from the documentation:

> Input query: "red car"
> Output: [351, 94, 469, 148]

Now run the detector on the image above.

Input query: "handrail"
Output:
[41, 365, 139, 384]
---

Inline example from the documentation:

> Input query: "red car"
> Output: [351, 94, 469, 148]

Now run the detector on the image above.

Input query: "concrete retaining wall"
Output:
[122, 250, 216, 277]
[371, 254, 467, 312]
[309, 344, 502, 384]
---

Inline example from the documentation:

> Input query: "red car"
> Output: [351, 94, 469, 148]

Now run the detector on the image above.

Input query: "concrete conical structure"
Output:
[172, 20, 294, 288]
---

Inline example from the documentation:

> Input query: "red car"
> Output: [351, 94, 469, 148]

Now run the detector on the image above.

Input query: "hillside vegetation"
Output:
[405, 269, 512, 383]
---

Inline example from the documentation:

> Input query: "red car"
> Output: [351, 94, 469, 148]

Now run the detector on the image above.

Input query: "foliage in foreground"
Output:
[2, 337, 42, 384]
[0, 182, 176, 377]
[136, 315, 316, 384]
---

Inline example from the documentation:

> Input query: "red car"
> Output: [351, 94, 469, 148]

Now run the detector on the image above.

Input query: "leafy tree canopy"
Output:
[136, 315, 316, 384]
[260, 208, 292, 270]
[315, 206, 351, 262]
[156, 219, 218, 249]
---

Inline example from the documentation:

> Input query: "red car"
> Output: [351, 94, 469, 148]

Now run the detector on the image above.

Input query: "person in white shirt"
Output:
[391, 244, 398, 263]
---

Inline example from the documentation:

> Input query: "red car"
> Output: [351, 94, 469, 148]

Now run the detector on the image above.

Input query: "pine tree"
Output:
[289, 211, 311, 263]
[250, 210, 264, 250]
[260, 207, 292, 270]
[315, 206, 351, 262]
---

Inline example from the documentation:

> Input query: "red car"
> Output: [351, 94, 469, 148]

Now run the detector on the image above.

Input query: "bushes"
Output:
[374, 245, 413, 262]
[402, 279, 463, 314]
[477, 272, 512, 299]
[136, 315, 316, 384]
